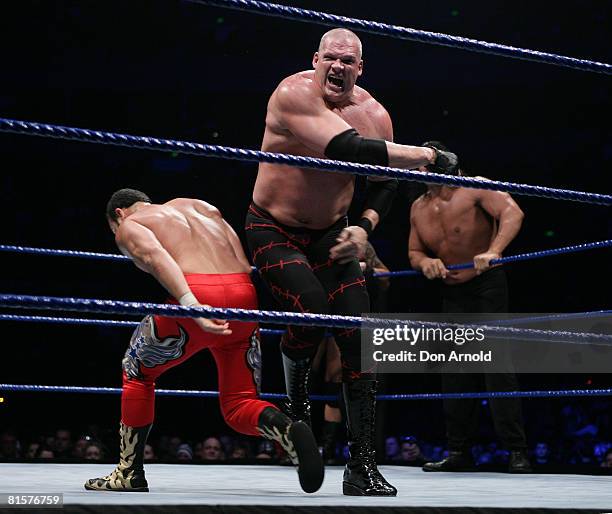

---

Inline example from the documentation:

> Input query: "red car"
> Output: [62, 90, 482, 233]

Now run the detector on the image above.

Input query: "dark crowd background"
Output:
[0, 1, 610, 471]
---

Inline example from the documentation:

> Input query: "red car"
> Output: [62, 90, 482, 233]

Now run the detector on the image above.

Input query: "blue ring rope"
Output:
[0, 313, 286, 336]
[0, 118, 610, 205]
[188, 0, 611, 75]
[1, 3, 606, 407]
[1, 383, 610, 401]
[486, 311, 612, 326]
[0, 244, 258, 273]
[374, 240, 612, 278]
[2, 312, 609, 330]
[0, 244, 129, 262]
[2, 314, 609, 401]
[1, 293, 611, 345]
[3, 239, 611, 274]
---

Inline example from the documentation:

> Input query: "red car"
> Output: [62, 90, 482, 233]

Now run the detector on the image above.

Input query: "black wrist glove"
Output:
[424, 144, 459, 175]
[356, 217, 373, 236]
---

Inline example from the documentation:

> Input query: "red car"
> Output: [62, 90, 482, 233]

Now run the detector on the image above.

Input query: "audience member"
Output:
[200, 437, 224, 461]
[35, 446, 55, 459]
[4, 421, 611, 472]
[533, 442, 552, 466]
[398, 436, 426, 466]
[0, 431, 20, 458]
[26, 442, 40, 459]
[84, 443, 104, 461]
[176, 444, 194, 462]
[256, 440, 276, 460]
[230, 442, 249, 460]
[53, 429, 73, 458]
[384, 436, 401, 462]
[72, 436, 91, 459]
[144, 444, 156, 462]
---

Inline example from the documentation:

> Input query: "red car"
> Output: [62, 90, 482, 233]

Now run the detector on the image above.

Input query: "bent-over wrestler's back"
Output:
[131, 198, 249, 274]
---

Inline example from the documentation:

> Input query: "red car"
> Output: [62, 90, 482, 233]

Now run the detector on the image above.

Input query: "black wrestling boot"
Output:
[320, 420, 342, 464]
[258, 407, 324, 493]
[342, 380, 397, 496]
[282, 352, 312, 426]
[422, 450, 475, 472]
[84, 422, 152, 492]
[508, 450, 532, 473]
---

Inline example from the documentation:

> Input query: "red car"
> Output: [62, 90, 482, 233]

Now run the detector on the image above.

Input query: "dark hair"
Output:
[106, 188, 151, 221]
[422, 141, 464, 176]
[422, 140, 451, 153]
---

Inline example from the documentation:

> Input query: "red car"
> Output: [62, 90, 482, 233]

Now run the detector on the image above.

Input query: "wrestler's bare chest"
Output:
[332, 103, 382, 139]
[415, 191, 494, 255]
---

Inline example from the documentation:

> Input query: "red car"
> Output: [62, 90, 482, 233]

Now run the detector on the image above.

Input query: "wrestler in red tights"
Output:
[84, 189, 323, 494]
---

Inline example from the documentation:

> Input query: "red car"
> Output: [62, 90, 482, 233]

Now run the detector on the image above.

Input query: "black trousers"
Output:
[245, 203, 370, 381]
[441, 267, 527, 451]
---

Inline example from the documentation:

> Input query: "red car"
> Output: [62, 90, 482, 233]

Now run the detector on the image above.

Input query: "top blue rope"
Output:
[0, 118, 610, 205]
[188, 0, 612, 75]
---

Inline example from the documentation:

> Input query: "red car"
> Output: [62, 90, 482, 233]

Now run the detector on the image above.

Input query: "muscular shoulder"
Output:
[114, 215, 154, 250]
[410, 195, 427, 214]
[166, 198, 221, 217]
[354, 86, 388, 116]
[462, 178, 515, 206]
[411, 193, 438, 222]
[353, 86, 393, 139]
[455, 180, 494, 203]
[273, 71, 322, 113]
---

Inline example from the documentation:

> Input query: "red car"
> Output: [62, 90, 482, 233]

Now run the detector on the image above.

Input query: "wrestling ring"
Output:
[0, 1, 610, 513]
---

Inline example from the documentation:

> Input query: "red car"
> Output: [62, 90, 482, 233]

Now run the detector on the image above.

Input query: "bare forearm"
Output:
[409, 250, 428, 270]
[488, 211, 524, 254]
[386, 142, 435, 169]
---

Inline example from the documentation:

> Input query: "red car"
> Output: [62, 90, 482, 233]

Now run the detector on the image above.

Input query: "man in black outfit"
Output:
[408, 141, 531, 473]
[246, 28, 458, 495]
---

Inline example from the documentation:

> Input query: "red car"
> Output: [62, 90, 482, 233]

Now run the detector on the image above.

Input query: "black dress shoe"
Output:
[422, 451, 475, 472]
[508, 450, 532, 473]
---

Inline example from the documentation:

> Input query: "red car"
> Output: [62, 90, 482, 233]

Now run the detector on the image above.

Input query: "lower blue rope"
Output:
[1, 293, 612, 345]
[375, 239, 612, 278]
[0, 314, 286, 336]
[0, 383, 610, 400]
[2, 312, 609, 331]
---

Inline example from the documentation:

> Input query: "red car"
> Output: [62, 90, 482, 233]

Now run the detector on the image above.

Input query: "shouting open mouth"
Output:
[327, 74, 344, 92]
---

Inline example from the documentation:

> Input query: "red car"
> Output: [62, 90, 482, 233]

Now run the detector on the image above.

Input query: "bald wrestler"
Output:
[85, 189, 323, 493]
[245, 29, 458, 496]
[408, 141, 532, 473]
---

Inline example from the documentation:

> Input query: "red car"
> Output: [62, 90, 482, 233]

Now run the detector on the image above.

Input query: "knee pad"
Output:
[122, 315, 189, 379]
